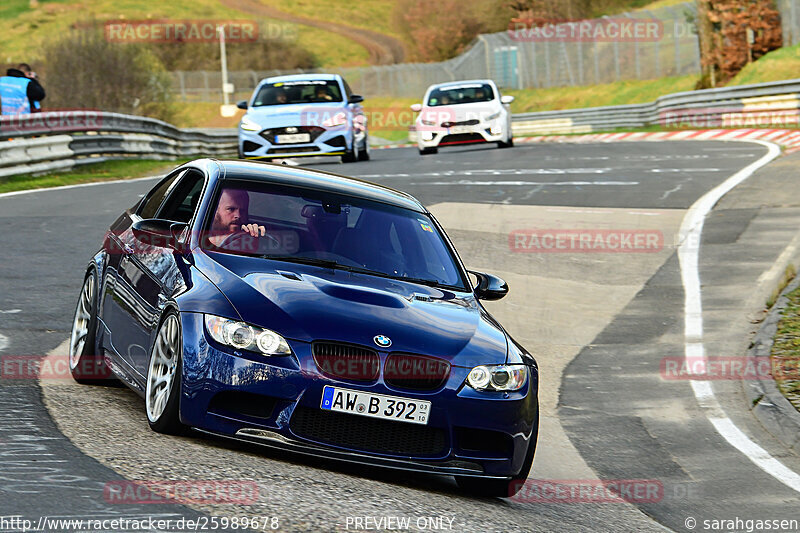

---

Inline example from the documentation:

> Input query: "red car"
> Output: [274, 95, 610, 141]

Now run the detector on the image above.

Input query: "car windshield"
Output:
[252, 80, 343, 106]
[426, 83, 495, 107]
[202, 181, 468, 290]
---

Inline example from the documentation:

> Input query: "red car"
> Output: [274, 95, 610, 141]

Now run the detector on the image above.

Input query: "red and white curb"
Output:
[515, 129, 800, 153]
[379, 129, 800, 153]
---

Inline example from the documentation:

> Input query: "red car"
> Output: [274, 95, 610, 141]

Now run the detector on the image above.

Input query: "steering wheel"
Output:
[218, 231, 281, 253]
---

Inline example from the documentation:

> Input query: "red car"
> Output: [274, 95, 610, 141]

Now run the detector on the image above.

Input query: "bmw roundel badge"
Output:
[373, 335, 392, 348]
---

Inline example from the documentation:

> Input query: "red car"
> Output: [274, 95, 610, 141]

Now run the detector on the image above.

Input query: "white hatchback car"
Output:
[412, 79, 514, 155]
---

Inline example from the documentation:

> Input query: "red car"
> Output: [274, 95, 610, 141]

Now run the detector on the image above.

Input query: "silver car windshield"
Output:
[252, 80, 344, 106]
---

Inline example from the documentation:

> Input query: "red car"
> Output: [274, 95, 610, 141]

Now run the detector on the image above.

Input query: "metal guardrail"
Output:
[0, 111, 237, 179]
[4, 77, 800, 178]
[508, 78, 800, 136]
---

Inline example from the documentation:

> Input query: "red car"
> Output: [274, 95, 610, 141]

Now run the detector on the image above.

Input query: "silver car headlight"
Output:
[486, 111, 501, 121]
[204, 314, 291, 356]
[239, 116, 261, 131]
[466, 364, 527, 391]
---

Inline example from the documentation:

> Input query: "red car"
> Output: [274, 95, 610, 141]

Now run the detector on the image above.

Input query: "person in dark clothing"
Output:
[0, 63, 46, 115]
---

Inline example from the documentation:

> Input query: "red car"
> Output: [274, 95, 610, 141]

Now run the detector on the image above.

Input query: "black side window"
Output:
[342, 79, 353, 100]
[139, 171, 182, 219]
[156, 170, 205, 223]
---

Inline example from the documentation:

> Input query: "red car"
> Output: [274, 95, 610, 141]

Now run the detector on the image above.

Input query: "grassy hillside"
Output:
[3, 0, 694, 70]
[727, 42, 800, 86]
[0, 0, 368, 68]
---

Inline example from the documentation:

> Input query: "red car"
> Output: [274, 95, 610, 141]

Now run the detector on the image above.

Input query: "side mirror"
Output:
[410, 103, 422, 112]
[132, 219, 188, 251]
[236, 100, 248, 110]
[469, 270, 509, 301]
[348, 94, 364, 104]
[500, 95, 515, 105]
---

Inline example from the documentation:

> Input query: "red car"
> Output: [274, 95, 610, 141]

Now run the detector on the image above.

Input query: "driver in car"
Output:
[207, 188, 268, 248]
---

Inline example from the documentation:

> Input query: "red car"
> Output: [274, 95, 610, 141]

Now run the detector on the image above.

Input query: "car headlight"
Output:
[420, 119, 436, 126]
[466, 364, 527, 391]
[486, 111, 501, 121]
[204, 315, 291, 356]
[322, 112, 347, 128]
[239, 116, 261, 132]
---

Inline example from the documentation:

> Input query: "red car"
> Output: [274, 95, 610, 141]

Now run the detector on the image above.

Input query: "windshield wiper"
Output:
[259, 255, 383, 277]
[259, 255, 346, 269]
[260, 255, 458, 290]
[390, 275, 451, 289]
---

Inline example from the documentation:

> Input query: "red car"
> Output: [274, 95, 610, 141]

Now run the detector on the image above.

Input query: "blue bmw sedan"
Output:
[69, 159, 538, 497]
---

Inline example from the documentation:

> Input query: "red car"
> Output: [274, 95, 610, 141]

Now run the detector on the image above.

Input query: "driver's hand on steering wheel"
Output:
[240, 224, 266, 237]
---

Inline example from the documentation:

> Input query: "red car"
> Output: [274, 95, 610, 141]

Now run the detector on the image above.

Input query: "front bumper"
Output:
[178, 312, 539, 477]
[417, 122, 507, 149]
[238, 125, 351, 159]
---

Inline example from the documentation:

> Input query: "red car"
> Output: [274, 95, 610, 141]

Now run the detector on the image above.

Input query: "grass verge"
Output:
[0, 158, 189, 194]
[770, 276, 800, 413]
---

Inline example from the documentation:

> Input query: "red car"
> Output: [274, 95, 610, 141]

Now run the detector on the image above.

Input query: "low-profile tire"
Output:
[341, 137, 358, 163]
[145, 312, 186, 435]
[69, 270, 113, 384]
[419, 147, 438, 155]
[357, 135, 370, 161]
[456, 412, 538, 497]
[498, 134, 514, 149]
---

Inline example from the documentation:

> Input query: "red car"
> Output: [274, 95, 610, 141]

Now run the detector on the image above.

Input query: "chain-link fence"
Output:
[172, 2, 702, 101]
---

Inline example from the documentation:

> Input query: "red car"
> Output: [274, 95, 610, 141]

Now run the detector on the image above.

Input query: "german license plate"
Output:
[275, 133, 310, 144]
[449, 125, 473, 134]
[320, 385, 431, 425]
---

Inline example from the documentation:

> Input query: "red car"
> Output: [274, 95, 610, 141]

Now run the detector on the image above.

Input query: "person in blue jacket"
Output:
[0, 63, 46, 115]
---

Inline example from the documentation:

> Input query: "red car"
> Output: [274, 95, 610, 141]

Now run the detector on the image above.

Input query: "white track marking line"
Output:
[0, 333, 8, 352]
[418, 180, 639, 186]
[679, 139, 800, 492]
[0, 174, 163, 199]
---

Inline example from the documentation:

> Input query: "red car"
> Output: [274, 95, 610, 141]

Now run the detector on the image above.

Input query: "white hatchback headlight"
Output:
[204, 315, 291, 356]
[486, 111, 501, 121]
[467, 364, 527, 391]
[239, 115, 261, 131]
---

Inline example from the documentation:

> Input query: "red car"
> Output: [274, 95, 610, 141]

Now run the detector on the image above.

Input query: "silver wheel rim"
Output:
[146, 314, 180, 423]
[69, 275, 95, 370]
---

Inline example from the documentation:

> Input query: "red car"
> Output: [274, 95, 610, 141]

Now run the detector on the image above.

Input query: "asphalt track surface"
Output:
[2, 141, 800, 532]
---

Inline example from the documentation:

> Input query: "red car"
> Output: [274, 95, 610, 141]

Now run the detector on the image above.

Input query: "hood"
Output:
[194, 251, 508, 367]
[245, 102, 348, 129]
[5, 68, 25, 78]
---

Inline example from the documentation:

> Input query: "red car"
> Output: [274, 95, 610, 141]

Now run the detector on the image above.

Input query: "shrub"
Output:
[41, 29, 175, 122]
